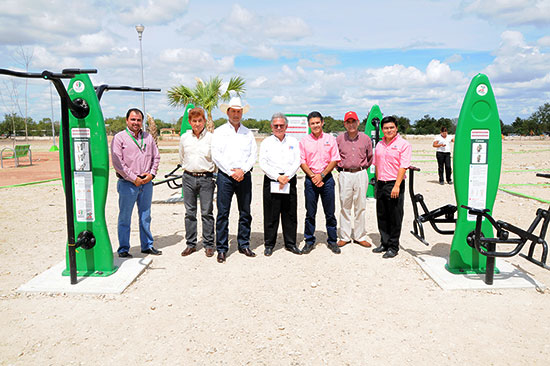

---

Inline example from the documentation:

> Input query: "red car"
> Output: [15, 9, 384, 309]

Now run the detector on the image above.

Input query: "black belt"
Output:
[338, 166, 366, 173]
[184, 170, 213, 177]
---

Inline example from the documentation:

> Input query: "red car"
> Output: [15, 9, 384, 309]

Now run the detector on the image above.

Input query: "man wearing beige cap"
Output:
[211, 96, 257, 263]
[336, 111, 373, 248]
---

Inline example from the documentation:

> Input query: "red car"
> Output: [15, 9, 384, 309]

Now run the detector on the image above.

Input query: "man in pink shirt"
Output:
[372, 116, 411, 258]
[299, 111, 341, 254]
[111, 108, 161, 258]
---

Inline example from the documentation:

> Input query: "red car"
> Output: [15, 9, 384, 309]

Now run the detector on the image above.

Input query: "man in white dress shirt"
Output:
[433, 126, 454, 185]
[259, 113, 302, 256]
[211, 96, 257, 263]
[179, 107, 216, 258]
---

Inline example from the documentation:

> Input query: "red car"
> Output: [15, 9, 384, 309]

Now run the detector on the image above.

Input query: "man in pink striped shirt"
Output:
[111, 108, 161, 258]
[372, 116, 411, 258]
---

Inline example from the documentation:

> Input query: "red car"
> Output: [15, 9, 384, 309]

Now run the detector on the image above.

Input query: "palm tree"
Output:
[167, 76, 246, 132]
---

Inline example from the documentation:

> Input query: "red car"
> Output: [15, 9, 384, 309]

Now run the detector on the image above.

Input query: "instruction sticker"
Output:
[74, 139, 91, 171]
[74, 171, 95, 222]
[467, 129, 490, 220]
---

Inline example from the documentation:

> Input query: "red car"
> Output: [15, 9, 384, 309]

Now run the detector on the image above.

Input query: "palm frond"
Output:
[167, 85, 195, 107]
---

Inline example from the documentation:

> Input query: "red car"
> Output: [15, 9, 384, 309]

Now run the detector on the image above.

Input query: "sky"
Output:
[0, 0, 549, 126]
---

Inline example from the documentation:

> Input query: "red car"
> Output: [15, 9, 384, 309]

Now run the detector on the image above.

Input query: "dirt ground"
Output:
[1, 135, 549, 365]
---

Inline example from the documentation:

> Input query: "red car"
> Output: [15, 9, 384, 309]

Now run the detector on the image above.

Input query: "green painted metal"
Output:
[447, 74, 502, 274]
[180, 103, 195, 135]
[364, 105, 383, 197]
[59, 74, 117, 277]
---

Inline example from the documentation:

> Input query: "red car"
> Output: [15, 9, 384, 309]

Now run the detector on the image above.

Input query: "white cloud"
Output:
[272, 95, 293, 105]
[159, 48, 234, 73]
[0, 0, 100, 45]
[444, 54, 464, 64]
[250, 76, 268, 88]
[249, 44, 279, 60]
[461, 0, 550, 26]
[537, 35, 550, 47]
[264, 17, 311, 41]
[484, 31, 550, 82]
[119, 0, 190, 25]
[221, 4, 310, 45]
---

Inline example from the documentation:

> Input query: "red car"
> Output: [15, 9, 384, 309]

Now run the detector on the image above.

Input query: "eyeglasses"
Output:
[272, 125, 286, 129]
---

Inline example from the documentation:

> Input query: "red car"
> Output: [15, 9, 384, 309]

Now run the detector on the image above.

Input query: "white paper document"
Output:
[271, 181, 290, 194]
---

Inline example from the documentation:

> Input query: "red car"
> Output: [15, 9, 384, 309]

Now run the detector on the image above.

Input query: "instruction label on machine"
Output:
[467, 129, 489, 221]
[72, 128, 95, 222]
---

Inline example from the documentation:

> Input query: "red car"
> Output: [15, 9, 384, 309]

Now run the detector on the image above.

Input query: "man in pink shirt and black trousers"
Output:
[111, 108, 162, 258]
[372, 116, 411, 258]
[299, 111, 341, 254]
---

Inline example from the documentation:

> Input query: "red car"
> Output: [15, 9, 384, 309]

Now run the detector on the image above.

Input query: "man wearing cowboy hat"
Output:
[211, 96, 257, 263]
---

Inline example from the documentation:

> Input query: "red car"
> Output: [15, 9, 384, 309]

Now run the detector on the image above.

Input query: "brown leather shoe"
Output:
[205, 247, 215, 257]
[337, 240, 350, 247]
[181, 246, 197, 256]
[357, 240, 372, 248]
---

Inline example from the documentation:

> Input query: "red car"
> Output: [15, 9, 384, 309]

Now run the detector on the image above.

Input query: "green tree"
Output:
[167, 76, 246, 132]
[105, 116, 127, 135]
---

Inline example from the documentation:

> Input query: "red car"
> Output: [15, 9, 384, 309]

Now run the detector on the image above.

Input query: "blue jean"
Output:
[117, 179, 154, 254]
[304, 174, 337, 245]
[215, 171, 252, 253]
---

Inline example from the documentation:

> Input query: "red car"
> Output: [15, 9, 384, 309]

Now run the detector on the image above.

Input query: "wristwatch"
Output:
[321, 173, 326, 179]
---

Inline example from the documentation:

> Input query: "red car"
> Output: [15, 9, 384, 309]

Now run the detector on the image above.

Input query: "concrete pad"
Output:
[414, 255, 545, 290]
[17, 257, 152, 295]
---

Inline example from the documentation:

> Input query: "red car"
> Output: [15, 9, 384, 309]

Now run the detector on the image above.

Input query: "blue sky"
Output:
[1, 0, 549, 126]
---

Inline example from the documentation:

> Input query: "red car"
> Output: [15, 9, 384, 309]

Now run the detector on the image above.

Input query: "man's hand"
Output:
[278, 175, 290, 189]
[311, 173, 324, 187]
[134, 177, 143, 187]
[230, 168, 245, 182]
[391, 184, 400, 199]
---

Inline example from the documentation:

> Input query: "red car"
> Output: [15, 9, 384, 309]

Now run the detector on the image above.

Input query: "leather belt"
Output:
[184, 170, 213, 177]
[338, 166, 366, 173]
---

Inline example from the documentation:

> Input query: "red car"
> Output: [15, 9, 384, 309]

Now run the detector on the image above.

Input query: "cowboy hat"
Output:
[220, 96, 250, 114]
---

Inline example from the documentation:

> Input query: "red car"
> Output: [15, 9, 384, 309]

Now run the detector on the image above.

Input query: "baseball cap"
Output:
[344, 111, 359, 122]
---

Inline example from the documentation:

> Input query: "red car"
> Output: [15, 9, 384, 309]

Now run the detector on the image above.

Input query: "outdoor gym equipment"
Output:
[461, 173, 549, 285]
[408, 166, 457, 245]
[0, 68, 159, 285]
[153, 164, 184, 189]
[447, 73, 502, 275]
[364, 104, 383, 198]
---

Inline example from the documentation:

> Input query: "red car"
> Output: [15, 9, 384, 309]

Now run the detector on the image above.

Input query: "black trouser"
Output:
[263, 175, 297, 248]
[375, 180, 405, 252]
[436, 151, 452, 183]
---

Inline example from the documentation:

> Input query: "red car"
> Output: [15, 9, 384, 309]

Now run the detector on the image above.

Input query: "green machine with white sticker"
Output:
[59, 74, 116, 277]
[447, 74, 502, 274]
[364, 105, 383, 197]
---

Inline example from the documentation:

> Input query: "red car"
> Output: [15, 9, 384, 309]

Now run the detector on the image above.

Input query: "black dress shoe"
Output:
[285, 245, 302, 255]
[217, 251, 226, 263]
[141, 247, 162, 255]
[383, 249, 398, 258]
[264, 247, 273, 256]
[118, 252, 133, 258]
[327, 242, 341, 254]
[238, 247, 256, 257]
[301, 243, 315, 254]
[372, 246, 387, 253]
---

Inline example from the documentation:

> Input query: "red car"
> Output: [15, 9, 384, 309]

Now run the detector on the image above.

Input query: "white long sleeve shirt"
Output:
[211, 122, 257, 176]
[259, 134, 301, 181]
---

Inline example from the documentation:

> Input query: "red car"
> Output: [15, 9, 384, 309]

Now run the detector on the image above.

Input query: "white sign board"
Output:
[285, 115, 309, 141]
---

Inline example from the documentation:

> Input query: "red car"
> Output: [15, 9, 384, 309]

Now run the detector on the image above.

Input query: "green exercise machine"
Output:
[364, 104, 384, 198]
